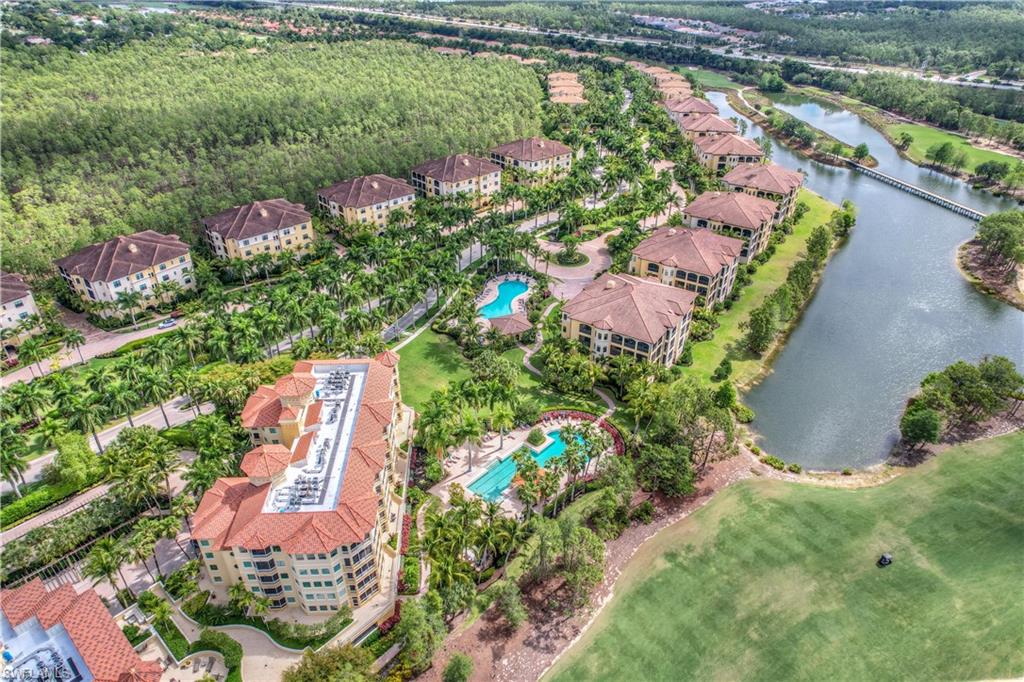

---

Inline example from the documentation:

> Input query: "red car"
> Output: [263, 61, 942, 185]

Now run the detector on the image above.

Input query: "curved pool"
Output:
[468, 429, 580, 503]
[479, 280, 529, 319]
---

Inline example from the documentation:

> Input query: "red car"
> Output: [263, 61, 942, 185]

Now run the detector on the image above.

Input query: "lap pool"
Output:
[478, 280, 529, 319]
[468, 429, 579, 503]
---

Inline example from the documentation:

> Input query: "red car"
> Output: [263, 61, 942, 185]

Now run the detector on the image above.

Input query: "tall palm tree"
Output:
[176, 324, 203, 367]
[127, 526, 158, 583]
[0, 425, 28, 497]
[106, 379, 139, 428]
[17, 336, 45, 377]
[5, 380, 47, 422]
[172, 493, 197, 535]
[456, 410, 484, 473]
[116, 290, 144, 329]
[490, 402, 514, 449]
[63, 328, 87, 365]
[138, 369, 174, 428]
[67, 393, 106, 452]
[83, 537, 130, 604]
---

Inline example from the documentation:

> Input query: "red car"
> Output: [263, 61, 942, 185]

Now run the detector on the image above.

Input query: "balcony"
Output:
[254, 560, 276, 572]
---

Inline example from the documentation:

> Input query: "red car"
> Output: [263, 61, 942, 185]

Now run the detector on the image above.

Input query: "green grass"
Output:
[397, 327, 605, 414]
[549, 431, 1024, 682]
[886, 122, 1016, 174]
[684, 67, 741, 91]
[685, 189, 835, 387]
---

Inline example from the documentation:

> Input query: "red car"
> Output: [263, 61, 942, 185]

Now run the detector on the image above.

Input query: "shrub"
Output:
[189, 628, 243, 673]
[443, 653, 474, 682]
[137, 590, 162, 614]
[842, 468, 853, 476]
[477, 567, 495, 584]
[787, 463, 803, 474]
[122, 624, 150, 647]
[0, 475, 102, 529]
[733, 404, 755, 423]
[630, 500, 655, 524]
[760, 455, 786, 470]
[711, 358, 732, 382]
[526, 427, 545, 446]
[424, 458, 444, 487]
[181, 591, 213, 619]
[750, 445, 761, 455]
[399, 559, 421, 595]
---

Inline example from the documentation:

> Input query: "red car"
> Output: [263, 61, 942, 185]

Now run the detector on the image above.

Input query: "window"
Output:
[204, 552, 214, 559]
[213, 577, 223, 583]
[242, 562, 252, 568]
[179, 256, 186, 263]
[159, 263, 166, 270]
[113, 280, 122, 288]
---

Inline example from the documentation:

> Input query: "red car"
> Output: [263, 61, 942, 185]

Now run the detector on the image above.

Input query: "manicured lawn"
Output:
[886, 122, 1015, 174]
[684, 67, 741, 91]
[685, 189, 835, 387]
[397, 327, 604, 414]
[549, 431, 1024, 682]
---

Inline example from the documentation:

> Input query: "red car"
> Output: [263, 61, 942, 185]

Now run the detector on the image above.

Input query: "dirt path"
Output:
[419, 451, 765, 682]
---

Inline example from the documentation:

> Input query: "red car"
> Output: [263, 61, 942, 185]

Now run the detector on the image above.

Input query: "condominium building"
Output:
[193, 353, 403, 616]
[1, 271, 40, 344]
[317, 175, 415, 231]
[410, 154, 502, 207]
[722, 162, 805, 224]
[629, 227, 744, 307]
[0, 579, 162, 682]
[54, 231, 194, 317]
[663, 96, 717, 125]
[694, 134, 765, 172]
[203, 199, 313, 261]
[683, 191, 778, 262]
[561, 272, 696, 367]
[679, 113, 738, 140]
[489, 137, 573, 184]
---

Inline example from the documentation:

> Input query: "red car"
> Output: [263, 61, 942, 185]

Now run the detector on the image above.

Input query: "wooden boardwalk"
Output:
[847, 161, 986, 221]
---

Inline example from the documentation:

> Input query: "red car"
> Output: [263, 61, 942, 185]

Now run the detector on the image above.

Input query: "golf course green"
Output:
[548, 432, 1024, 682]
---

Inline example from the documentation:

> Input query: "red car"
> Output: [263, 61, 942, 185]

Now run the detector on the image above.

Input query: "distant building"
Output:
[722, 162, 805, 224]
[410, 154, 502, 207]
[662, 96, 717, 125]
[561, 272, 695, 367]
[489, 137, 573, 184]
[55, 231, 194, 317]
[0, 272, 40, 344]
[0, 579, 161, 682]
[629, 227, 744, 307]
[194, 353, 403, 617]
[694, 134, 765, 172]
[203, 198, 313, 261]
[317, 175, 415, 231]
[679, 113, 738, 140]
[683, 191, 778, 261]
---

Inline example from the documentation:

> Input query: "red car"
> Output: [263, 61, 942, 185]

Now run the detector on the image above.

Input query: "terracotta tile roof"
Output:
[722, 163, 804, 195]
[0, 580, 160, 682]
[0, 271, 32, 305]
[604, 56, 625, 63]
[374, 349, 400, 368]
[303, 400, 324, 429]
[684, 191, 778, 230]
[241, 445, 293, 478]
[489, 313, 533, 336]
[431, 46, 467, 56]
[550, 84, 585, 95]
[193, 358, 398, 552]
[490, 137, 572, 162]
[273, 372, 317, 397]
[548, 71, 578, 80]
[411, 154, 501, 182]
[695, 133, 764, 157]
[292, 431, 315, 464]
[54, 231, 190, 283]
[632, 228, 744, 276]
[318, 174, 414, 209]
[680, 113, 737, 134]
[652, 72, 687, 84]
[659, 84, 694, 98]
[563, 273, 696, 344]
[550, 94, 587, 105]
[663, 96, 717, 115]
[203, 199, 310, 242]
[240, 385, 285, 428]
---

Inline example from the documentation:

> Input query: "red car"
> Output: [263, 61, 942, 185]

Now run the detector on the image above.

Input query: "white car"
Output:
[157, 318, 177, 330]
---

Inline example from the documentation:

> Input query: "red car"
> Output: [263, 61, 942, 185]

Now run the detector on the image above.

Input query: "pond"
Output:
[706, 91, 1024, 470]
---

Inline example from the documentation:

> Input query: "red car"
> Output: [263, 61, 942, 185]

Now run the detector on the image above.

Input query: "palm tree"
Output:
[63, 328, 87, 365]
[17, 336, 45, 377]
[67, 393, 105, 452]
[0, 426, 29, 497]
[83, 537, 130, 604]
[456, 410, 484, 473]
[6, 380, 47, 422]
[228, 581, 255, 615]
[106, 380, 139, 427]
[116, 290, 144, 329]
[127, 526, 159, 583]
[149, 599, 174, 629]
[490, 402, 514, 449]
[176, 324, 203, 367]
[172, 493, 197, 535]
[138, 368, 174, 428]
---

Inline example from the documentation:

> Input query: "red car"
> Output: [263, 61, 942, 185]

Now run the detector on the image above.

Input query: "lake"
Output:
[705, 90, 1024, 469]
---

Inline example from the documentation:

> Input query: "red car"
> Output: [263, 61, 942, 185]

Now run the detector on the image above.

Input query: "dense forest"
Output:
[403, 1, 1024, 76]
[2, 37, 543, 273]
[631, 1, 1022, 75]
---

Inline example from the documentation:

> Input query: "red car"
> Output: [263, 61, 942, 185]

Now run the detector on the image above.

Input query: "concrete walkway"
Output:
[538, 230, 616, 300]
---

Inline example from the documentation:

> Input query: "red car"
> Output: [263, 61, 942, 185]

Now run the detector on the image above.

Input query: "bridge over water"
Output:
[846, 161, 987, 221]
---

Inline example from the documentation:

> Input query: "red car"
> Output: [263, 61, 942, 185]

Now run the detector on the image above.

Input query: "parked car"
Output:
[157, 318, 177, 330]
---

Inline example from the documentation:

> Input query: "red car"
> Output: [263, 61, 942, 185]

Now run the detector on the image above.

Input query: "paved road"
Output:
[2, 397, 213, 492]
[3, 307, 181, 388]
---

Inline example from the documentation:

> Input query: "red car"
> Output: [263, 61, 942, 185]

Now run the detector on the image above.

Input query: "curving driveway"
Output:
[538, 231, 616, 300]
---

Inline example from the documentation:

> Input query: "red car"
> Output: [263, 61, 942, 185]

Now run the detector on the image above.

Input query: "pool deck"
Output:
[428, 419, 605, 517]
[476, 273, 534, 325]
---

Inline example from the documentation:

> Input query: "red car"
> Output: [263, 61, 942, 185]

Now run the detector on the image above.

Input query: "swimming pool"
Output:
[478, 280, 529, 319]
[467, 429, 580, 503]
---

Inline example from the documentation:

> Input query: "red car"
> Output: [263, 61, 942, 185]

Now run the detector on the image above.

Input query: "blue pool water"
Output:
[467, 429, 580, 502]
[478, 280, 528, 319]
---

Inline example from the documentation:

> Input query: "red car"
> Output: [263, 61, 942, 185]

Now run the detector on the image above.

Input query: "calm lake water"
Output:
[706, 91, 1024, 469]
